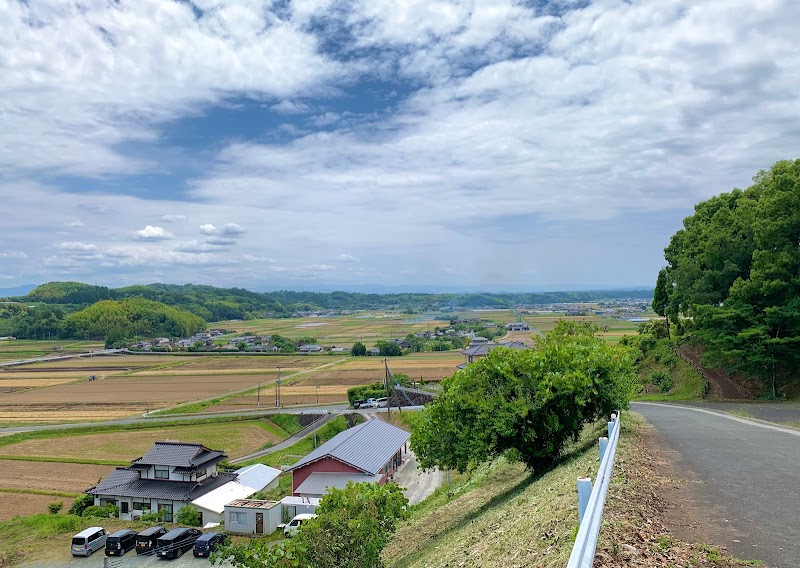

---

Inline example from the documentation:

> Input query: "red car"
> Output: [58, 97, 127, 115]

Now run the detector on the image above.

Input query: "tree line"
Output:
[655, 158, 800, 397]
[12, 281, 652, 321]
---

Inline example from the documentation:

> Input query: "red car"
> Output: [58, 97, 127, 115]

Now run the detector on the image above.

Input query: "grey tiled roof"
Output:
[131, 441, 226, 469]
[289, 419, 409, 475]
[88, 471, 237, 501]
[90, 468, 140, 493]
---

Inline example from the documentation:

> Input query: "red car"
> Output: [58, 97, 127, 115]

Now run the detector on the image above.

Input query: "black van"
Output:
[193, 532, 227, 557]
[156, 528, 202, 559]
[105, 529, 136, 556]
[135, 526, 167, 555]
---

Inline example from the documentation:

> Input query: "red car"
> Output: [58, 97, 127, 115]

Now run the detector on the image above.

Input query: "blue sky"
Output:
[2, 0, 799, 292]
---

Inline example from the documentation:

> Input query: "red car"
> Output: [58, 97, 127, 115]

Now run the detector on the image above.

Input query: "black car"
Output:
[156, 528, 202, 559]
[136, 526, 167, 555]
[193, 532, 228, 557]
[105, 530, 137, 556]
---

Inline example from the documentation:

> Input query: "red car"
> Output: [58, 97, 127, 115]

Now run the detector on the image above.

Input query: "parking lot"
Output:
[25, 549, 215, 568]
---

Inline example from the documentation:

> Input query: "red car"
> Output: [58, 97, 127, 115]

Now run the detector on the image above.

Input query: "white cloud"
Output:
[64, 220, 84, 228]
[161, 214, 186, 223]
[135, 226, 174, 241]
[336, 253, 359, 262]
[199, 224, 218, 236]
[57, 242, 98, 252]
[0, 251, 28, 259]
[305, 264, 336, 271]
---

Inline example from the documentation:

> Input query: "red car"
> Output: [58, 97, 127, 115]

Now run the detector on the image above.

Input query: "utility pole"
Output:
[257, 382, 261, 408]
[316, 384, 320, 405]
[384, 359, 392, 417]
[276, 366, 282, 407]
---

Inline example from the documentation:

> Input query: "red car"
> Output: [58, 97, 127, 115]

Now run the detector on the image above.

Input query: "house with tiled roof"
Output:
[457, 337, 530, 369]
[287, 419, 410, 499]
[86, 441, 279, 525]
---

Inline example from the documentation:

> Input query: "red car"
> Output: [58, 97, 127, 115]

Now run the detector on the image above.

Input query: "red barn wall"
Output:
[292, 457, 362, 493]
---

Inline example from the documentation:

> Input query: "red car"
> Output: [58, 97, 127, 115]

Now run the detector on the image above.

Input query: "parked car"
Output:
[375, 397, 388, 408]
[353, 399, 366, 409]
[135, 526, 167, 555]
[193, 532, 227, 557]
[71, 527, 107, 557]
[105, 529, 136, 556]
[156, 528, 202, 559]
[359, 398, 379, 409]
[284, 514, 317, 538]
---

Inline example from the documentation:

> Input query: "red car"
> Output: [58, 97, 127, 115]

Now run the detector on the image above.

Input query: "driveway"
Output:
[23, 548, 212, 568]
[392, 449, 444, 505]
[632, 402, 800, 568]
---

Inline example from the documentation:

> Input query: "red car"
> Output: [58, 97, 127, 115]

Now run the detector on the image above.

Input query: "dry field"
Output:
[0, 420, 284, 461]
[0, 460, 113, 494]
[210, 389, 347, 411]
[0, 492, 76, 521]
[136, 355, 328, 375]
[0, 403, 157, 423]
[1, 373, 269, 405]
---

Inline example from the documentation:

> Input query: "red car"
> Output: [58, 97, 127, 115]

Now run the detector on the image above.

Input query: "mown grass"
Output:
[0, 414, 294, 451]
[383, 421, 606, 568]
[237, 415, 357, 468]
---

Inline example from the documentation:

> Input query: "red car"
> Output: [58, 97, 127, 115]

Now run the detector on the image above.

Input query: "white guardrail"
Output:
[567, 412, 621, 568]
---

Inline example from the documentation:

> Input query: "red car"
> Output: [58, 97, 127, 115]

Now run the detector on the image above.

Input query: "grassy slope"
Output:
[383, 422, 606, 568]
[634, 349, 706, 402]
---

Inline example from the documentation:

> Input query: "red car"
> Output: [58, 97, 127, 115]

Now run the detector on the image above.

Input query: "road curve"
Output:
[632, 402, 800, 568]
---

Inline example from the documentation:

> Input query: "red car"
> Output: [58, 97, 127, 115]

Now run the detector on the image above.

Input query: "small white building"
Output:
[225, 499, 283, 535]
[280, 495, 321, 519]
[506, 322, 531, 332]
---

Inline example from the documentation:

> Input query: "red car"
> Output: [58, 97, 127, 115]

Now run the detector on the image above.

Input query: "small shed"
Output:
[225, 499, 283, 535]
[280, 496, 321, 519]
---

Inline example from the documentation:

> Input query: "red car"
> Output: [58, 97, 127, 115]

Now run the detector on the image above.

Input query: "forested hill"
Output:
[17, 282, 652, 321]
[655, 158, 800, 397]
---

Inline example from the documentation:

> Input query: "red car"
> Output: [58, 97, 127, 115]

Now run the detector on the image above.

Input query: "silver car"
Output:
[71, 527, 107, 556]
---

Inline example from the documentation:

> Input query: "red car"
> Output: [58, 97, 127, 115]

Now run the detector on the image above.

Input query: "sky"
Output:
[1, 0, 799, 292]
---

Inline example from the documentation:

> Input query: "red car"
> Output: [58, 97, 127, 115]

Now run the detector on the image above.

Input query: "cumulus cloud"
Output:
[161, 214, 186, 223]
[64, 220, 84, 228]
[57, 242, 98, 252]
[0, 251, 28, 259]
[305, 264, 336, 271]
[336, 253, 359, 262]
[135, 226, 174, 241]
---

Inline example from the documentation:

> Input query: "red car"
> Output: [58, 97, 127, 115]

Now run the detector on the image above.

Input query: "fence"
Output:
[566, 413, 621, 568]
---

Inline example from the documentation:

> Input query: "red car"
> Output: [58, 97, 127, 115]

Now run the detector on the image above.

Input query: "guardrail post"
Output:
[577, 477, 592, 522]
[607, 412, 617, 438]
[598, 437, 608, 461]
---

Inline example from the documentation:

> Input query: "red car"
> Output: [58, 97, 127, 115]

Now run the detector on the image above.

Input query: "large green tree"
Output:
[652, 268, 672, 337]
[662, 159, 800, 396]
[411, 322, 636, 473]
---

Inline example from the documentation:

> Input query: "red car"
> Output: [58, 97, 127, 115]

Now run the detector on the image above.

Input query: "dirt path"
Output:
[676, 346, 749, 400]
[391, 449, 443, 505]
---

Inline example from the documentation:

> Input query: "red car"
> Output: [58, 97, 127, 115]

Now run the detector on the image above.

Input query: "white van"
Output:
[284, 514, 317, 538]
[71, 527, 107, 556]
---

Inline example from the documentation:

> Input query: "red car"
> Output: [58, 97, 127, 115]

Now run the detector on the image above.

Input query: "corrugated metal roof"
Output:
[132, 441, 226, 468]
[289, 419, 409, 475]
[191, 481, 255, 514]
[294, 472, 383, 496]
[236, 463, 281, 491]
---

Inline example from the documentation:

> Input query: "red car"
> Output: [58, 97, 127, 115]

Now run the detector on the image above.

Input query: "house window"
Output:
[121, 502, 129, 514]
[154, 466, 169, 479]
[100, 498, 116, 507]
[230, 512, 247, 524]
[133, 502, 149, 511]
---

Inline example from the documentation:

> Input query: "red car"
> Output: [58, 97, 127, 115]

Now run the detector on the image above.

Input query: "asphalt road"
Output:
[632, 402, 800, 568]
[674, 401, 800, 424]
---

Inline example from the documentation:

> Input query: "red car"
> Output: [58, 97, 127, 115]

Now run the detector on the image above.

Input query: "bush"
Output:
[68, 494, 94, 516]
[650, 370, 674, 393]
[82, 504, 118, 518]
[140, 509, 168, 522]
[48, 501, 63, 515]
[176, 505, 201, 526]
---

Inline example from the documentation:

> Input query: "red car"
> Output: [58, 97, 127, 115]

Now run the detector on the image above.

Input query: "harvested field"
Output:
[0, 460, 113, 494]
[0, 403, 157, 423]
[0, 492, 76, 521]
[143, 355, 326, 375]
[1, 373, 268, 404]
[0, 378, 78, 390]
[210, 391, 346, 411]
[0, 420, 285, 461]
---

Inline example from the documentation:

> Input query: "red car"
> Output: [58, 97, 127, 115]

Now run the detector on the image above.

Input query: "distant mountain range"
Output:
[0, 284, 37, 297]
